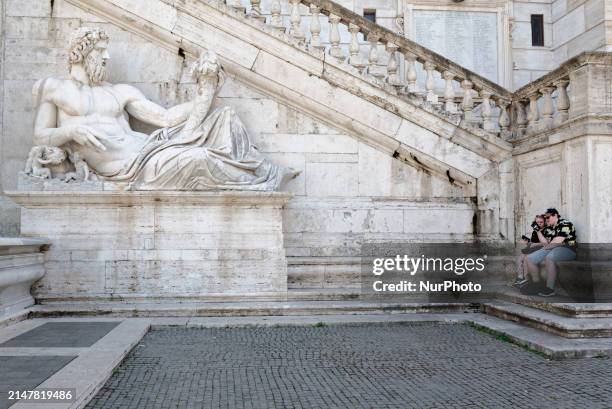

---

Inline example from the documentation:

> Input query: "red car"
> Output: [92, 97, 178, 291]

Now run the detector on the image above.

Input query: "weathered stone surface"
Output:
[6, 191, 292, 301]
[0, 238, 49, 319]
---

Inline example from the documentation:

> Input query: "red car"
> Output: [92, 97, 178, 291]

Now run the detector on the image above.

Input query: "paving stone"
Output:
[85, 323, 612, 408]
[0, 322, 121, 348]
[0, 355, 76, 409]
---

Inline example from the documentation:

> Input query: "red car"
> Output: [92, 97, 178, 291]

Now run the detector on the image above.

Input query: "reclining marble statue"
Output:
[27, 27, 296, 190]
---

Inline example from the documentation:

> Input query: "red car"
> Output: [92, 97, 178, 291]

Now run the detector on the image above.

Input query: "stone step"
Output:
[30, 300, 473, 318]
[470, 314, 612, 359]
[286, 289, 361, 301]
[497, 287, 612, 318]
[484, 301, 612, 338]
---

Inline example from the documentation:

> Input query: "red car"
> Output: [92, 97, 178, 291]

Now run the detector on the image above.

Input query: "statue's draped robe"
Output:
[104, 106, 285, 191]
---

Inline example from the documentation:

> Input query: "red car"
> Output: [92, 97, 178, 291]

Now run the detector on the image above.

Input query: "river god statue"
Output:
[29, 27, 297, 190]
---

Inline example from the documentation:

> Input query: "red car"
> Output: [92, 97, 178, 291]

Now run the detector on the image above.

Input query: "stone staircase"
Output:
[484, 300, 612, 339]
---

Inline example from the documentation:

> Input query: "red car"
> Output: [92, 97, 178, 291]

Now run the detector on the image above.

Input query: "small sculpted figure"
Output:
[63, 150, 93, 182]
[31, 27, 297, 190]
[24, 146, 67, 179]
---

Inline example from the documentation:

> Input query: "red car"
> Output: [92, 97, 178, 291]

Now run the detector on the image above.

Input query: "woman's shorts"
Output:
[527, 246, 577, 264]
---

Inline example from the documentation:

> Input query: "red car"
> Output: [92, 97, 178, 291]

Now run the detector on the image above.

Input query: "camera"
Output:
[521, 235, 530, 242]
[531, 221, 540, 231]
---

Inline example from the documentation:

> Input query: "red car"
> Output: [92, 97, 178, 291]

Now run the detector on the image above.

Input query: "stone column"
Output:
[480, 91, 495, 132]
[461, 80, 474, 123]
[443, 71, 456, 113]
[526, 93, 539, 134]
[424, 61, 437, 104]
[539, 86, 555, 130]
[514, 100, 528, 137]
[386, 43, 400, 85]
[269, 0, 285, 31]
[348, 24, 365, 70]
[309, 5, 325, 51]
[328, 14, 344, 61]
[404, 52, 418, 93]
[289, 0, 305, 41]
[554, 79, 570, 125]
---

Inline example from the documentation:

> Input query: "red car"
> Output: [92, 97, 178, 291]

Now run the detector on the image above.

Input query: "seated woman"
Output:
[513, 215, 551, 287]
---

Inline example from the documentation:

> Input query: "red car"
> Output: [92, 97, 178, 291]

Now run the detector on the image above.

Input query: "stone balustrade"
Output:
[228, 0, 513, 138]
[512, 52, 611, 139]
[513, 68, 571, 138]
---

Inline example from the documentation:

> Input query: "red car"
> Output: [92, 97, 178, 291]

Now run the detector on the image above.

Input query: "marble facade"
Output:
[0, 0, 610, 307]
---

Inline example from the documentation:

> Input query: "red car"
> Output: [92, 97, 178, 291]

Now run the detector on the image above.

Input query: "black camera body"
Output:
[531, 221, 540, 231]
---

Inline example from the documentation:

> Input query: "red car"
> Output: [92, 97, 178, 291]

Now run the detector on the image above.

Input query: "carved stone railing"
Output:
[226, 0, 513, 138]
[512, 52, 612, 139]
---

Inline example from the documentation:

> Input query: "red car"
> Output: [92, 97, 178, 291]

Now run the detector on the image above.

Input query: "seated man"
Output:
[31, 27, 296, 191]
[513, 214, 552, 287]
[524, 208, 577, 297]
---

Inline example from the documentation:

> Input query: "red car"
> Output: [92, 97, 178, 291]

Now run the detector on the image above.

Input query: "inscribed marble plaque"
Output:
[413, 10, 498, 83]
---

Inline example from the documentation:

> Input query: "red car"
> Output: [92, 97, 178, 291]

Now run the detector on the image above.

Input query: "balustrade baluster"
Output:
[480, 91, 495, 132]
[443, 71, 456, 113]
[515, 100, 528, 137]
[328, 14, 344, 61]
[385, 43, 400, 85]
[228, 0, 246, 13]
[248, 0, 266, 22]
[270, 0, 284, 32]
[554, 79, 570, 125]
[404, 52, 418, 93]
[461, 80, 474, 123]
[424, 62, 437, 104]
[348, 24, 365, 70]
[498, 99, 510, 137]
[309, 5, 325, 51]
[367, 35, 385, 80]
[289, 0, 305, 41]
[527, 93, 540, 134]
[540, 86, 554, 130]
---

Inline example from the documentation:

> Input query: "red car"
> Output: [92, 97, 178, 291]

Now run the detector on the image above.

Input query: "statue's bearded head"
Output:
[68, 27, 110, 85]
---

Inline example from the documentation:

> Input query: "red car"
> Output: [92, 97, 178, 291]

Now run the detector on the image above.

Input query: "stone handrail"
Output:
[228, 0, 514, 138]
[511, 52, 611, 138]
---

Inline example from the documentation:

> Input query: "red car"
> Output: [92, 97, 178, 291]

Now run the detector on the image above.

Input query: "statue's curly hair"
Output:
[68, 27, 109, 65]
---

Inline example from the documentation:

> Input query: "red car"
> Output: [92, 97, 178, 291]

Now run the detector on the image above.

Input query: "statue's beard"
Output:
[84, 54, 107, 85]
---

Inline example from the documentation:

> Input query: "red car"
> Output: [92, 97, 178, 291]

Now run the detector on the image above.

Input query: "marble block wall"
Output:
[515, 134, 612, 244]
[552, 0, 612, 66]
[10, 192, 291, 301]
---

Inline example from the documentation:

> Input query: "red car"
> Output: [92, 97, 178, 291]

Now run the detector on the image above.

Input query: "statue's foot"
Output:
[282, 167, 301, 185]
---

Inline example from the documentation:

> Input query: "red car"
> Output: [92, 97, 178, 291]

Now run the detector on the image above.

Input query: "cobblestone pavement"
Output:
[86, 323, 612, 409]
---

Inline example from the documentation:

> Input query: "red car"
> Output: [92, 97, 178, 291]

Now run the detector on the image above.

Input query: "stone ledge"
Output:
[0, 237, 51, 256]
[0, 238, 48, 319]
[4, 190, 294, 207]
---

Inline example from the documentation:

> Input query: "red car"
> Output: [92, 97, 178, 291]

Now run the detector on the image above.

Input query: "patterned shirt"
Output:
[551, 218, 577, 246]
[529, 227, 555, 243]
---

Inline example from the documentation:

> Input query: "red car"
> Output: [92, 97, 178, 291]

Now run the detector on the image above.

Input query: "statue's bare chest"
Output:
[56, 84, 124, 118]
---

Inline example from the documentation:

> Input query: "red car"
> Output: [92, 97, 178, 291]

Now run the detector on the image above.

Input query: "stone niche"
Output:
[5, 191, 292, 302]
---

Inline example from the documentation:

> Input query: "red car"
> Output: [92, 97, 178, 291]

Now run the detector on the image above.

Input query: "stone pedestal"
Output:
[6, 191, 292, 302]
[0, 238, 49, 319]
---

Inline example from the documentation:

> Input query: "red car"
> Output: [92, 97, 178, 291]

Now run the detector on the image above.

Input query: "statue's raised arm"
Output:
[26, 26, 298, 191]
